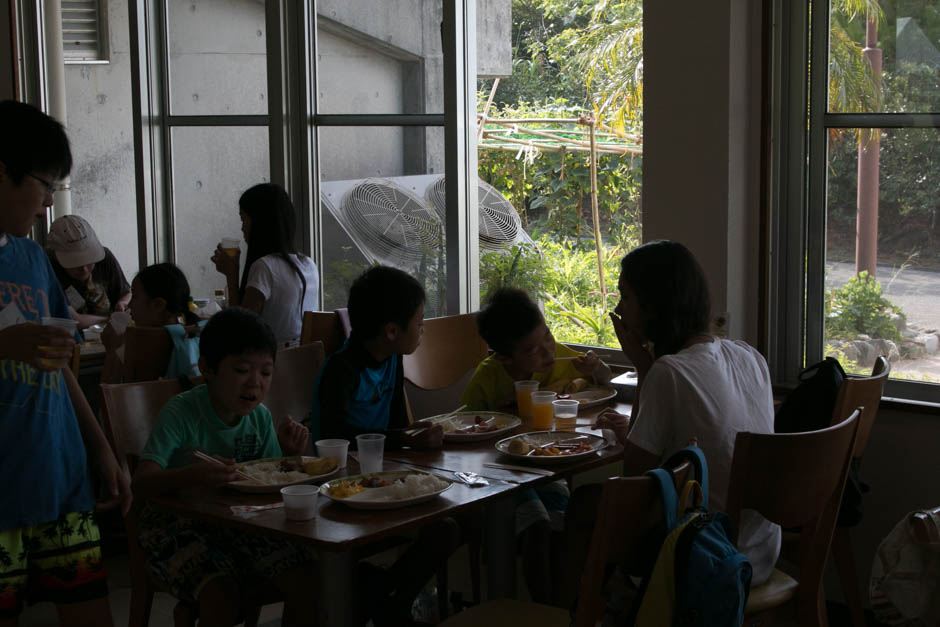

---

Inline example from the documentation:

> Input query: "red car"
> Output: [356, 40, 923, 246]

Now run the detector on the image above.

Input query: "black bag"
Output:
[775, 357, 867, 527]
[774, 357, 846, 434]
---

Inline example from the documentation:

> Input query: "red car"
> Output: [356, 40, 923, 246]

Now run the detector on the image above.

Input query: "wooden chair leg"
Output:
[172, 601, 198, 627]
[128, 585, 154, 627]
[832, 527, 866, 627]
[469, 536, 482, 605]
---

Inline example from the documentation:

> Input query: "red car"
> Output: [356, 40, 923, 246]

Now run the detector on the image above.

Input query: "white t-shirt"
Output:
[245, 253, 319, 346]
[627, 338, 781, 585]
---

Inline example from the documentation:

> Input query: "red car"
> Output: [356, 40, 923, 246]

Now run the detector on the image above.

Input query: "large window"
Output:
[774, 0, 940, 402]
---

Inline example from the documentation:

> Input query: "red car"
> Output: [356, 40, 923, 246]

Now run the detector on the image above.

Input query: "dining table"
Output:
[147, 398, 632, 626]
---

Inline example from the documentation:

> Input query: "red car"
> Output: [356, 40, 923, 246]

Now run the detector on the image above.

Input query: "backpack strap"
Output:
[646, 468, 681, 532]
[663, 446, 710, 509]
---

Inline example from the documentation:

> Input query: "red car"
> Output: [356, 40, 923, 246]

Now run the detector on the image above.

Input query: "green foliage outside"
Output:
[825, 271, 905, 342]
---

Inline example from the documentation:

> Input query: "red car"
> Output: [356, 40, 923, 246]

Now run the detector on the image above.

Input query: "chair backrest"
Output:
[725, 409, 861, 625]
[402, 313, 489, 391]
[265, 341, 325, 430]
[573, 461, 692, 627]
[831, 355, 889, 458]
[120, 324, 202, 383]
[300, 310, 347, 356]
[69, 344, 81, 374]
[99, 378, 188, 477]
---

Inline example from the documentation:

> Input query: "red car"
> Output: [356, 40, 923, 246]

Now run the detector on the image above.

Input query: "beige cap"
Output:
[47, 215, 105, 269]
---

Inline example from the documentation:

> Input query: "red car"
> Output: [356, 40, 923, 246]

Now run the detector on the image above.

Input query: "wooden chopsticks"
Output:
[192, 450, 256, 481]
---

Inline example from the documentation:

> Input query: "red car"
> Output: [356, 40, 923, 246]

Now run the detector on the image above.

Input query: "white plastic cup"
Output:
[40, 317, 78, 369]
[552, 399, 580, 430]
[514, 380, 539, 417]
[315, 438, 350, 469]
[109, 311, 132, 334]
[356, 433, 386, 474]
[281, 485, 319, 521]
[221, 237, 240, 257]
[530, 391, 557, 430]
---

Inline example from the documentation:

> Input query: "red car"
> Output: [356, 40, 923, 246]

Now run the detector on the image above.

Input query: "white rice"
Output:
[386, 473, 449, 499]
[238, 461, 309, 485]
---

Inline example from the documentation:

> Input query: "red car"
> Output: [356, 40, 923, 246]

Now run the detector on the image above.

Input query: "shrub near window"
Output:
[825, 271, 905, 342]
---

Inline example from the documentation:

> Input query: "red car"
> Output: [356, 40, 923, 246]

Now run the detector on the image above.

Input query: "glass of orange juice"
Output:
[39, 316, 78, 369]
[221, 237, 240, 257]
[514, 380, 539, 418]
[531, 391, 557, 430]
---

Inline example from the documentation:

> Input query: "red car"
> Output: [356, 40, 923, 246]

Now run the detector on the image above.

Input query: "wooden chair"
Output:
[265, 341, 325, 440]
[439, 460, 693, 627]
[780, 356, 890, 627]
[826, 355, 890, 627]
[727, 409, 862, 627]
[99, 379, 270, 627]
[402, 312, 490, 420]
[69, 343, 81, 374]
[299, 310, 348, 356]
[117, 324, 203, 383]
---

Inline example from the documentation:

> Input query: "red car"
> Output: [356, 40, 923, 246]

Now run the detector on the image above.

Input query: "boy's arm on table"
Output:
[62, 366, 132, 515]
[133, 458, 239, 497]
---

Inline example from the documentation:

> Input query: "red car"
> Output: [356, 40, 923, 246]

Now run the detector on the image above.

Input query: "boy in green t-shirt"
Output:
[461, 288, 612, 603]
[133, 308, 314, 626]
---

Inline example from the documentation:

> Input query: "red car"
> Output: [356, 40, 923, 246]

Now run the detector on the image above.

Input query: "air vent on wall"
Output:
[62, 1, 109, 63]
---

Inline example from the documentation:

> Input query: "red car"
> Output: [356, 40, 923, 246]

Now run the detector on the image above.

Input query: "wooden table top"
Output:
[149, 400, 631, 553]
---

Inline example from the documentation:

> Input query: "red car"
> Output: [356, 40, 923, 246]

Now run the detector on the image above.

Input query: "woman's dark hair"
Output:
[347, 265, 425, 340]
[135, 263, 199, 325]
[0, 100, 72, 183]
[619, 240, 711, 357]
[238, 183, 306, 306]
[199, 307, 277, 372]
[476, 287, 543, 356]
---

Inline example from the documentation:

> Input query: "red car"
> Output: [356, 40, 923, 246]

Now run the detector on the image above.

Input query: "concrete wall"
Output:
[643, 0, 763, 345]
[63, 0, 139, 285]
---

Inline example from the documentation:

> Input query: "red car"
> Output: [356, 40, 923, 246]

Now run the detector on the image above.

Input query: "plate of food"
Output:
[228, 456, 340, 493]
[418, 411, 521, 442]
[495, 431, 608, 464]
[319, 470, 454, 510]
[565, 387, 618, 408]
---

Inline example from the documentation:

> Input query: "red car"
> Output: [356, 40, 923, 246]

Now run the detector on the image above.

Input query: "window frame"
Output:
[771, 0, 940, 403]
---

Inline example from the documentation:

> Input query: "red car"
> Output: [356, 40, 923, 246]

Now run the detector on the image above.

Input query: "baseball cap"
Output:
[47, 215, 106, 269]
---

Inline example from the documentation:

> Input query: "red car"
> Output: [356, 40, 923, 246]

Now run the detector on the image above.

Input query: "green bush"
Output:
[825, 271, 905, 342]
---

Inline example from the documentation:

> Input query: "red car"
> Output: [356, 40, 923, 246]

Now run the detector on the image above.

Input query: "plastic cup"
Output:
[315, 439, 350, 469]
[109, 311, 132, 334]
[514, 380, 539, 418]
[356, 433, 386, 474]
[281, 485, 319, 521]
[531, 391, 557, 430]
[221, 237, 240, 257]
[39, 317, 78, 369]
[552, 399, 580, 431]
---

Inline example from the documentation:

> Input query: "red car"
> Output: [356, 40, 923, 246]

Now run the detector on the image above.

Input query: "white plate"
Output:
[419, 410, 522, 442]
[320, 471, 454, 510]
[495, 430, 608, 464]
[567, 387, 618, 408]
[228, 456, 340, 494]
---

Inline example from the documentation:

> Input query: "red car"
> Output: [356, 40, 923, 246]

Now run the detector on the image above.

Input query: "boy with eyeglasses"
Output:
[0, 100, 131, 625]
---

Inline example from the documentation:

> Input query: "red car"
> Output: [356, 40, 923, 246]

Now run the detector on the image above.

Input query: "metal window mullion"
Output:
[313, 114, 445, 127]
[824, 113, 940, 128]
[165, 114, 270, 127]
[157, 0, 174, 264]
[805, 0, 831, 366]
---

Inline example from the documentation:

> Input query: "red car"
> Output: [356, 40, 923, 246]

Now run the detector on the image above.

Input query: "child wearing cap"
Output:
[0, 100, 131, 625]
[46, 214, 131, 329]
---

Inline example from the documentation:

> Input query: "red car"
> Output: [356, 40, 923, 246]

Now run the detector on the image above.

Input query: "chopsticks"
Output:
[192, 450, 256, 481]
[405, 404, 471, 437]
[482, 462, 555, 476]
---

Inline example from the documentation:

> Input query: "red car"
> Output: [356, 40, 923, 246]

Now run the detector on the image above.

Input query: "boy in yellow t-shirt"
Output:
[460, 288, 612, 603]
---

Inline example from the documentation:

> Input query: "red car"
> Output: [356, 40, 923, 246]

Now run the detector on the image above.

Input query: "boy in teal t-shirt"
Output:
[133, 308, 315, 626]
[0, 101, 130, 625]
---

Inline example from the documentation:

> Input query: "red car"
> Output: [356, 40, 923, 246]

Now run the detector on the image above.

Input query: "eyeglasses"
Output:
[26, 172, 57, 198]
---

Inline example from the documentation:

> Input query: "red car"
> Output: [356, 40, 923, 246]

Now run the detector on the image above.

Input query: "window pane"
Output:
[318, 126, 447, 316]
[167, 0, 268, 116]
[316, 3, 443, 115]
[476, 2, 643, 350]
[828, 2, 940, 114]
[824, 127, 940, 383]
[171, 126, 270, 299]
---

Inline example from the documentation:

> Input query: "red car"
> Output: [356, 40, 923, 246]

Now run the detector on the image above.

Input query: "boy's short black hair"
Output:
[199, 307, 277, 372]
[347, 265, 425, 340]
[476, 287, 543, 356]
[0, 101, 72, 183]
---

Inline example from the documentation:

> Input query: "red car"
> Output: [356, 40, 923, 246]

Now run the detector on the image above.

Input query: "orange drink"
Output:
[514, 380, 539, 417]
[531, 391, 557, 430]
[39, 317, 78, 369]
[221, 237, 240, 257]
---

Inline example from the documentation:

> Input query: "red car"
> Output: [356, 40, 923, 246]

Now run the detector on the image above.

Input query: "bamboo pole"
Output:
[478, 78, 500, 141]
[479, 134, 641, 156]
[588, 118, 607, 298]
